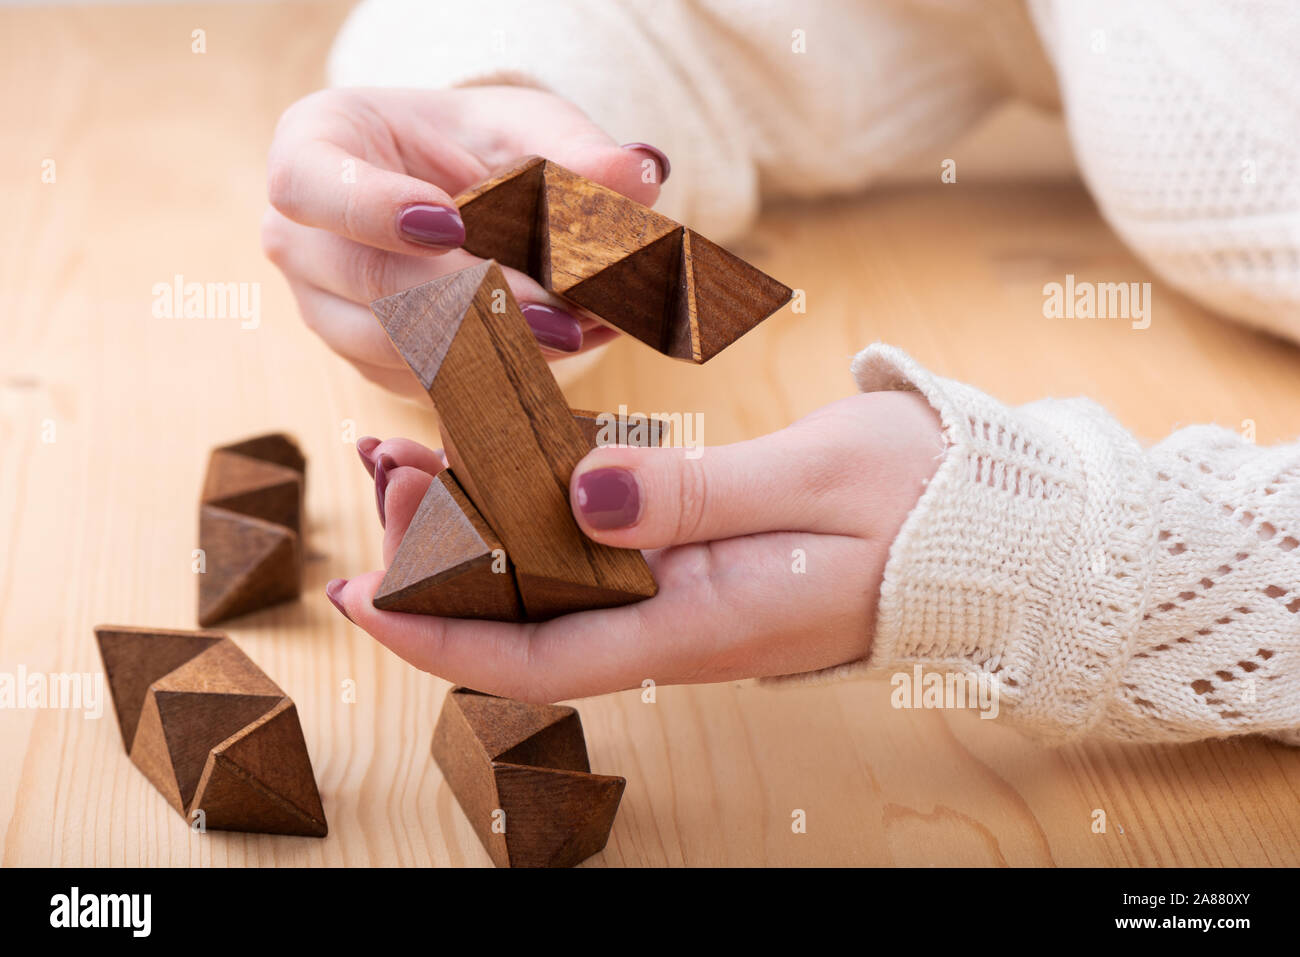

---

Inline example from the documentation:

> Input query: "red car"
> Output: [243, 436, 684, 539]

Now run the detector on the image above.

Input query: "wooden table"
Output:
[2, 1, 1298, 868]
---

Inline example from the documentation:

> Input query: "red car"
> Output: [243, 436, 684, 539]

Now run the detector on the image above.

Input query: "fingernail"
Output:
[397, 204, 465, 247]
[621, 143, 671, 184]
[357, 436, 380, 478]
[375, 453, 396, 527]
[521, 304, 583, 353]
[326, 578, 352, 621]
[575, 468, 641, 530]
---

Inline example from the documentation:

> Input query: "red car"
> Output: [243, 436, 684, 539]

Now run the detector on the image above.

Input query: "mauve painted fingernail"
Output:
[326, 578, 351, 621]
[621, 143, 671, 183]
[575, 468, 641, 530]
[374, 453, 396, 527]
[357, 436, 380, 478]
[397, 204, 465, 247]
[521, 303, 582, 353]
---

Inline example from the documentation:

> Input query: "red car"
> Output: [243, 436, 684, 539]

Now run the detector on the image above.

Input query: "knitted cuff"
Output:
[762, 344, 1157, 742]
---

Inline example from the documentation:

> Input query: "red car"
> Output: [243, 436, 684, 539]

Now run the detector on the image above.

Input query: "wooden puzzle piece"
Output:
[197, 432, 304, 626]
[432, 687, 624, 867]
[370, 260, 656, 621]
[373, 469, 524, 619]
[455, 155, 792, 363]
[94, 626, 327, 837]
[376, 415, 668, 620]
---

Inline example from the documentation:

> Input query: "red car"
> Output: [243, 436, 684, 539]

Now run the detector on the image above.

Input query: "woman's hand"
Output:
[261, 86, 669, 397]
[331, 390, 945, 701]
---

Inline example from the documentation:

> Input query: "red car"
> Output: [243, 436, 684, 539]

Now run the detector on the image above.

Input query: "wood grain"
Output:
[431, 688, 624, 867]
[370, 260, 657, 619]
[456, 156, 793, 362]
[2, 0, 1299, 867]
[94, 627, 327, 837]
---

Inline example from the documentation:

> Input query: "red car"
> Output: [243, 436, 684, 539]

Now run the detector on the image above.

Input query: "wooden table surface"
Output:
[3, 1, 1298, 868]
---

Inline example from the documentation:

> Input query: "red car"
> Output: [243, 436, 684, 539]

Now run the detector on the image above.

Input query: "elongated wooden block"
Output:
[455, 155, 792, 363]
[370, 260, 656, 620]
[94, 625, 327, 837]
[432, 687, 624, 868]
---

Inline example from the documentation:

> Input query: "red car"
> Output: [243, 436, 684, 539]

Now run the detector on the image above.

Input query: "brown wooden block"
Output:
[373, 469, 524, 619]
[569, 408, 672, 449]
[431, 687, 624, 867]
[197, 505, 300, 627]
[370, 260, 656, 620]
[197, 432, 304, 626]
[455, 155, 792, 363]
[93, 626, 327, 837]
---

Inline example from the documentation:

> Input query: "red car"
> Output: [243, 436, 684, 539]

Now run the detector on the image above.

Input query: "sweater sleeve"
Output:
[326, 0, 1028, 241]
[779, 345, 1300, 746]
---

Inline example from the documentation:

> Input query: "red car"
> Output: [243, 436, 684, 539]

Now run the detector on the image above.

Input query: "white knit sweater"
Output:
[329, 0, 1300, 743]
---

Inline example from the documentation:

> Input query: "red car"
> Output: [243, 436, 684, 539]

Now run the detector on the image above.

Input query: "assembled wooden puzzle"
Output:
[94, 625, 327, 837]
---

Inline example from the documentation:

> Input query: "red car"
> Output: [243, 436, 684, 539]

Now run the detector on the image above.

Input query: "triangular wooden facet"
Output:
[456, 155, 545, 275]
[152, 690, 281, 810]
[201, 450, 302, 534]
[450, 689, 584, 766]
[677, 229, 792, 363]
[373, 471, 523, 619]
[369, 259, 495, 391]
[94, 625, 224, 751]
[569, 409, 672, 450]
[563, 229, 683, 352]
[216, 433, 305, 475]
[191, 699, 327, 836]
[128, 690, 186, 812]
[198, 505, 300, 626]
[493, 764, 625, 867]
[191, 754, 327, 837]
[540, 161, 679, 294]
[155, 639, 284, 698]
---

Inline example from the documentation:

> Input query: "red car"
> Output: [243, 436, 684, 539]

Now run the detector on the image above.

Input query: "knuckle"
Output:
[671, 456, 711, 543]
[350, 244, 396, 302]
[259, 208, 290, 266]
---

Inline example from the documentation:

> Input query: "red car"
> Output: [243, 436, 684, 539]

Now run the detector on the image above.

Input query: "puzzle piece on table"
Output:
[94, 625, 327, 837]
[374, 412, 669, 619]
[432, 687, 624, 868]
[454, 155, 792, 363]
[198, 432, 304, 626]
[370, 260, 657, 621]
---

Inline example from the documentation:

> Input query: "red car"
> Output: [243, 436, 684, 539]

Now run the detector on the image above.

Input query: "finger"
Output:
[268, 95, 466, 255]
[328, 531, 876, 700]
[376, 465, 435, 566]
[366, 438, 448, 477]
[263, 210, 587, 354]
[569, 421, 857, 549]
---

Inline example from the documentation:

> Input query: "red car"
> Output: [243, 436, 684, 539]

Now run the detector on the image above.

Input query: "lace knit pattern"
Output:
[790, 345, 1299, 745]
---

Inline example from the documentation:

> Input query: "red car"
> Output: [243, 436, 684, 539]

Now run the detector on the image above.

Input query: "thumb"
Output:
[568, 429, 845, 550]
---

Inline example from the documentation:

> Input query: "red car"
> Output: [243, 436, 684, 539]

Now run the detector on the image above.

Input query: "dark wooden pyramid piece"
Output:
[197, 505, 300, 627]
[432, 687, 624, 867]
[374, 469, 523, 619]
[454, 155, 791, 363]
[370, 260, 656, 621]
[570, 409, 672, 449]
[197, 432, 305, 626]
[192, 699, 328, 837]
[93, 626, 327, 837]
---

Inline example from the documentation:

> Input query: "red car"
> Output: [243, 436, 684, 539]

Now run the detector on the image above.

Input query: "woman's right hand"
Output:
[261, 85, 670, 397]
